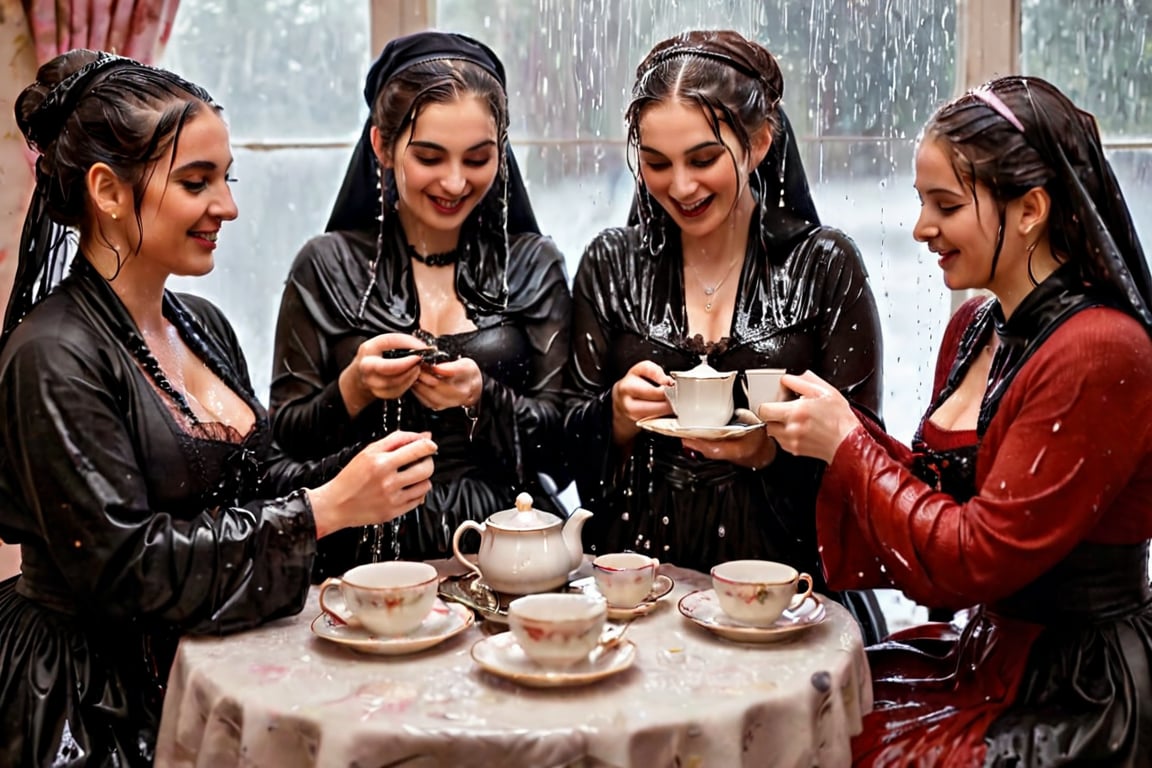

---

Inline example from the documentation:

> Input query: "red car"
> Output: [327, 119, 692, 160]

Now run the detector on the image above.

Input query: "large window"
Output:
[161, 0, 1151, 446]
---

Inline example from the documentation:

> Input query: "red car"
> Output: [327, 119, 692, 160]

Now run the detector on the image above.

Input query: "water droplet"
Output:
[1051, 421, 1062, 433]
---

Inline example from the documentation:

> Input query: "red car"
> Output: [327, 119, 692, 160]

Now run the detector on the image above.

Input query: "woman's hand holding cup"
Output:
[611, 360, 674, 445]
[757, 371, 862, 464]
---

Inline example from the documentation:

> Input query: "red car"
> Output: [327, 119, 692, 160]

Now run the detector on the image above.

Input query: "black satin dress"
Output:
[565, 209, 882, 588]
[270, 219, 572, 576]
[0, 260, 329, 767]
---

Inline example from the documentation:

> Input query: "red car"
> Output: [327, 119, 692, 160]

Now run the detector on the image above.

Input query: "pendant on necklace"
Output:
[704, 301, 714, 312]
[704, 286, 716, 296]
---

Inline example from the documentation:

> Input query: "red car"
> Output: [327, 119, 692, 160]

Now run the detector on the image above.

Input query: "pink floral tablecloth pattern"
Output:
[157, 563, 872, 768]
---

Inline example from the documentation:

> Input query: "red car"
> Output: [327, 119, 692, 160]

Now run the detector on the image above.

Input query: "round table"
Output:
[156, 563, 872, 767]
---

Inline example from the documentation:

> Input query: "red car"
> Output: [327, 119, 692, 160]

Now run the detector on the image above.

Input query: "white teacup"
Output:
[664, 370, 736, 427]
[318, 561, 439, 637]
[508, 593, 607, 668]
[710, 559, 814, 628]
[593, 552, 660, 608]
[742, 368, 789, 412]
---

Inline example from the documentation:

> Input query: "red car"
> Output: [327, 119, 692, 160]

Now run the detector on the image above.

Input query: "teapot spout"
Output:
[562, 507, 593, 571]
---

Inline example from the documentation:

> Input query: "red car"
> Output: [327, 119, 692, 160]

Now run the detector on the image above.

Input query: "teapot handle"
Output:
[451, 520, 485, 581]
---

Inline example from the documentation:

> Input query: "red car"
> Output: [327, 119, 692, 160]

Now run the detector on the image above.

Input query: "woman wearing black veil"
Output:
[565, 31, 885, 638]
[758, 76, 1152, 765]
[270, 31, 572, 576]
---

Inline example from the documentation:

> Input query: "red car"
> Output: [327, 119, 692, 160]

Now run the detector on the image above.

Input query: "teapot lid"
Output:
[672, 358, 733, 379]
[487, 492, 561, 531]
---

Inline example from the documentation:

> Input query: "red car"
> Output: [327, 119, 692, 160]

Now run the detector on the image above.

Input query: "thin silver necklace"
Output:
[686, 253, 740, 312]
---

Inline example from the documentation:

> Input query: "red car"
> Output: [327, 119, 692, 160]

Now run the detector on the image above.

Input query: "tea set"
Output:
[310, 491, 827, 684]
[637, 359, 792, 440]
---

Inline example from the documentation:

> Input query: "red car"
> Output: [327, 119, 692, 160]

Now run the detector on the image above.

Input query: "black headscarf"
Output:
[326, 31, 539, 315]
[1003, 76, 1152, 332]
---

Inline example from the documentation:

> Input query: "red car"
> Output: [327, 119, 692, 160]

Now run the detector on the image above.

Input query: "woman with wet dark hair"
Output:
[270, 31, 571, 575]
[564, 30, 883, 628]
[0, 49, 436, 766]
[758, 76, 1152, 765]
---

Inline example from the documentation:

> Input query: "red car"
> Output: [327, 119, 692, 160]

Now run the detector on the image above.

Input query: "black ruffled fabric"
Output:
[0, 259, 326, 767]
[269, 218, 572, 576]
[565, 212, 882, 586]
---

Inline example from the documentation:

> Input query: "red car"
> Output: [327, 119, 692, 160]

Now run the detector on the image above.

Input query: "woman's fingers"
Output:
[374, 430, 430, 451]
[364, 332, 427, 355]
[780, 370, 834, 398]
[381, 436, 438, 471]
[628, 360, 674, 388]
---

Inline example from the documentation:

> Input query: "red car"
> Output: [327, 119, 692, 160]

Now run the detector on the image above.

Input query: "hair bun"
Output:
[16, 50, 123, 152]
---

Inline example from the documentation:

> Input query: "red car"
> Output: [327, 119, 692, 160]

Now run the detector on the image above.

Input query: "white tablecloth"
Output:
[156, 563, 872, 767]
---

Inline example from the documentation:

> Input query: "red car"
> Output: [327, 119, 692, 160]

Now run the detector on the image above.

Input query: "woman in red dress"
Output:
[758, 76, 1152, 766]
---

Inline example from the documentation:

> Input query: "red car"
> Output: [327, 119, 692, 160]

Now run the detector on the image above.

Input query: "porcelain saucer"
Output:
[636, 415, 762, 441]
[310, 598, 474, 655]
[567, 574, 675, 620]
[470, 632, 636, 688]
[677, 589, 827, 643]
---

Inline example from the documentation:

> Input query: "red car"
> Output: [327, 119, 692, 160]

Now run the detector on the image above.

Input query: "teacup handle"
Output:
[787, 573, 815, 611]
[451, 520, 485, 582]
[318, 577, 359, 627]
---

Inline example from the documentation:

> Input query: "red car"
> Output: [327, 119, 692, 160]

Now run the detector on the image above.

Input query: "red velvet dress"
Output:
[817, 269, 1152, 766]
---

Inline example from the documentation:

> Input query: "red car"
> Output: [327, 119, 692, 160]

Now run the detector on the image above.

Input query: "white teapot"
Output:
[451, 492, 593, 594]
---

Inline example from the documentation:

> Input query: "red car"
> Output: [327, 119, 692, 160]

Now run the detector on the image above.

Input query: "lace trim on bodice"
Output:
[681, 334, 732, 357]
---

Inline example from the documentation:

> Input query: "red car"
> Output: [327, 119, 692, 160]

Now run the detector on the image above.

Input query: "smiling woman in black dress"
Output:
[0, 50, 436, 766]
[565, 31, 883, 623]
[269, 32, 572, 576]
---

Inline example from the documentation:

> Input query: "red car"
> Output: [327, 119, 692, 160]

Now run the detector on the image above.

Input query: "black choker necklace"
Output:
[405, 241, 459, 267]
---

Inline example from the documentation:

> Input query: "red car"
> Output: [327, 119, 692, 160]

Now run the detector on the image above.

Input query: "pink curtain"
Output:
[22, 0, 181, 65]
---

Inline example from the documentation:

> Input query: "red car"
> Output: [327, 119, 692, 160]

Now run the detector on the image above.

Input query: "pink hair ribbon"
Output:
[971, 86, 1025, 132]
